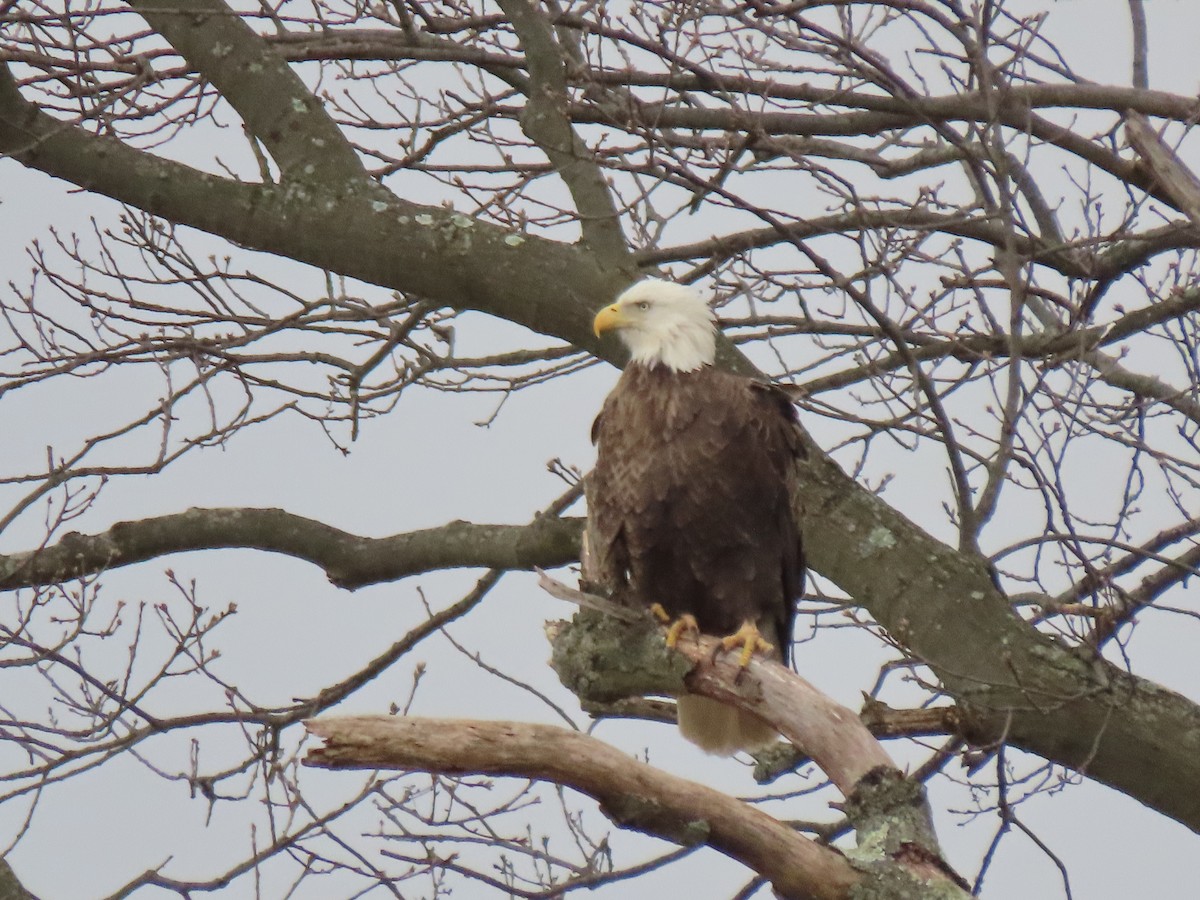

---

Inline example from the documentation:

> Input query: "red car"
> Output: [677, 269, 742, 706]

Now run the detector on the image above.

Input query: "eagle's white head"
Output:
[592, 279, 717, 372]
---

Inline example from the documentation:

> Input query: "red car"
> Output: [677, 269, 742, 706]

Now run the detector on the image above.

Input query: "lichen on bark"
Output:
[548, 607, 692, 704]
[843, 767, 939, 864]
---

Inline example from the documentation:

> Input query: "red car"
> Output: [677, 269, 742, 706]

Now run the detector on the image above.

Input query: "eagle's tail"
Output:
[676, 695, 776, 756]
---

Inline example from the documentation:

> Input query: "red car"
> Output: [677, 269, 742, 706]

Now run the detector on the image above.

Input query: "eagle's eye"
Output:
[636, 301, 650, 311]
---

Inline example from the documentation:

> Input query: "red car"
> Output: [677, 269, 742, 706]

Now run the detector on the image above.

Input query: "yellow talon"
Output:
[721, 621, 774, 668]
[664, 613, 700, 649]
[649, 603, 671, 625]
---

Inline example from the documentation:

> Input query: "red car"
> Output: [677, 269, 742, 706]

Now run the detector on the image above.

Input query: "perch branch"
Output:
[126, 0, 367, 184]
[539, 572, 895, 794]
[541, 575, 952, 881]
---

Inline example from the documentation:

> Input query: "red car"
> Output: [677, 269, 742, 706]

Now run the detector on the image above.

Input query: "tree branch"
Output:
[543, 599, 948, 878]
[304, 717, 856, 900]
[794, 435, 1200, 833]
[568, 94, 1189, 217]
[0, 62, 631, 363]
[270, 32, 1200, 122]
[550, 606, 896, 795]
[7, 8, 1200, 842]
[0, 508, 582, 591]
[497, 0, 630, 265]
[1125, 111, 1200, 228]
[304, 716, 971, 900]
[0, 858, 36, 900]
[125, 0, 368, 186]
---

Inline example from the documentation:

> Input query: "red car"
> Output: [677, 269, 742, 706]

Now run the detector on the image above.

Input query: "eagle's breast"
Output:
[589, 363, 802, 663]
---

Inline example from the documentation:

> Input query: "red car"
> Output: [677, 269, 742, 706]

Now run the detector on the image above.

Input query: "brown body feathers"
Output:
[588, 362, 804, 754]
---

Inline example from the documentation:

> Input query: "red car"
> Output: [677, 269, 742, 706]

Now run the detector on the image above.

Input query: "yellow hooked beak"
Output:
[593, 303, 629, 337]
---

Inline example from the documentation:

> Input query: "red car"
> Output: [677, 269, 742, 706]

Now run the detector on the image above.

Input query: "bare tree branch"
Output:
[0, 63, 629, 359]
[1126, 112, 1200, 228]
[497, 0, 630, 265]
[305, 716, 967, 900]
[125, 0, 369, 186]
[545, 592, 898, 797]
[796, 435, 1200, 833]
[0, 858, 36, 900]
[0, 509, 583, 591]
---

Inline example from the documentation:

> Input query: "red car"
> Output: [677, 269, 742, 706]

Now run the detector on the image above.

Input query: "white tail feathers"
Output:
[675, 695, 777, 756]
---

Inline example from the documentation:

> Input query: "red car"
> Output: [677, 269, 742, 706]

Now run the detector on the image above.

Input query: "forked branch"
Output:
[540, 575, 955, 888]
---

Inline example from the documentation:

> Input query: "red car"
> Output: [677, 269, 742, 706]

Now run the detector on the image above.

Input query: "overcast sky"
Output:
[2, 2, 1200, 898]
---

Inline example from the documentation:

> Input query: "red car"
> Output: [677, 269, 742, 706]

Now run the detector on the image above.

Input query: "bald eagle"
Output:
[588, 279, 803, 755]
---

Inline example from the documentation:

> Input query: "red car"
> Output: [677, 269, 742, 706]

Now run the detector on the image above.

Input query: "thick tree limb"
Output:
[305, 716, 972, 900]
[0, 63, 637, 366]
[304, 717, 856, 900]
[547, 602, 896, 796]
[0, 858, 35, 900]
[795, 439, 1200, 833]
[0, 508, 582, 591]
[1126, 110, 1200, 227]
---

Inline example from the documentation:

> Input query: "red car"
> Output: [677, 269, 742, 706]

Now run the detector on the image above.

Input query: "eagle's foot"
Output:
[720, 621, 774, 669]
[649, 603, 671, 625]
[661, 612, 700, 650]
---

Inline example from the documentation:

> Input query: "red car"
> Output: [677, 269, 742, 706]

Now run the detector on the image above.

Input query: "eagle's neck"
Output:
[625, 322, 716, 372]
